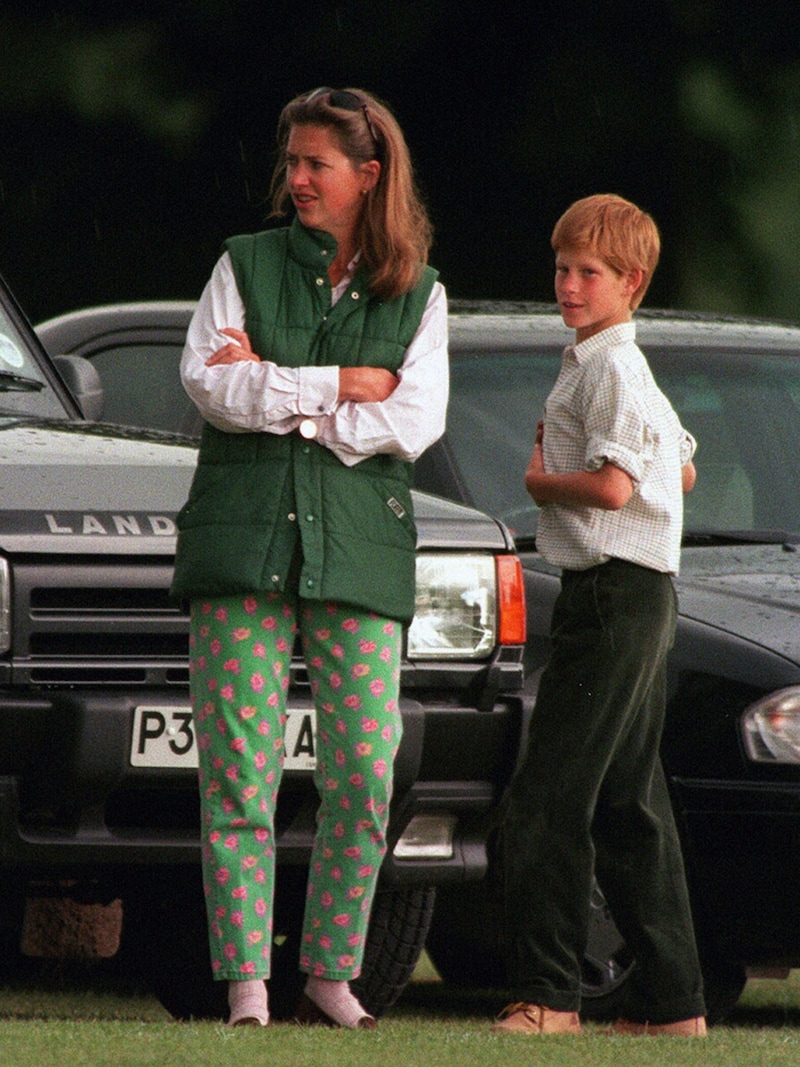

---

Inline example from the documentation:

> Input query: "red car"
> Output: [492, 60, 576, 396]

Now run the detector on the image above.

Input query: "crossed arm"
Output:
[206, 327, 400, 403]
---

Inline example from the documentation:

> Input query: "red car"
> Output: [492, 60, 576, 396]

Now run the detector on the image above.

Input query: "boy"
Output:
[492, 194, 707, 1036]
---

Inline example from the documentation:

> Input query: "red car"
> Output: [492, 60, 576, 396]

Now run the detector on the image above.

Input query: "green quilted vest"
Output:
[171, 220, 438, 622]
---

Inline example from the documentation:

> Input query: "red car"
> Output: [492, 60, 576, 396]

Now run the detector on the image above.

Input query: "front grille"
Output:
[11, 558, 189, 686]
[29, 632, 188, 657]
[30, 585, 175, 613]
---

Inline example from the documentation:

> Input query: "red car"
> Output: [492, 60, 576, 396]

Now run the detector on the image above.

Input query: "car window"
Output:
[86, 342, 190, 433]
[652, 348, 800, 536]
[445, 344, 800, 542]
[0, 307, 68, 420]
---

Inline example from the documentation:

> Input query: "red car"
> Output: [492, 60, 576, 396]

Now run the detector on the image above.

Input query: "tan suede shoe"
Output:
[612, 1016, 707, 1036]
[491, 1002, 582, 1034]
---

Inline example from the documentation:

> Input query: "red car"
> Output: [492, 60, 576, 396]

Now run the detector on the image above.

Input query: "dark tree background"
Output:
[1, 0, 799, 323]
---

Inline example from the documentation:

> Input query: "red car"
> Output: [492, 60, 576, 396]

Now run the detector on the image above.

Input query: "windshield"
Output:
[446, 345, 800, 544]
[0, 304, 69, 420]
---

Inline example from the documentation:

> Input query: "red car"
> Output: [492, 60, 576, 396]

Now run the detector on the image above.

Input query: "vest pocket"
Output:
[323, 470, 416, 552]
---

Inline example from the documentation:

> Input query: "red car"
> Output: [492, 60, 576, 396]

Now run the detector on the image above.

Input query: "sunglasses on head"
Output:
[305, 87, 380, 154]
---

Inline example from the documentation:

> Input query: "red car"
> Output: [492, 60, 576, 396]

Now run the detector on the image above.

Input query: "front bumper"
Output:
[0, 687, 522, 885]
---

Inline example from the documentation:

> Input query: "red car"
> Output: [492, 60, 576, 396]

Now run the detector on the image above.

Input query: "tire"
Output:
[259, 883, 437, 1020]
[352, 885, 437, 1017]
[123, 867, 228, 1021]
[128, 868, 435, 1022]
[576, 884, 636, 1019]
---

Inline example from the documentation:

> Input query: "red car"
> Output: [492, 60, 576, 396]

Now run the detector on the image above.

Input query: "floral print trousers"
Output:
[189, 593, 403, 982]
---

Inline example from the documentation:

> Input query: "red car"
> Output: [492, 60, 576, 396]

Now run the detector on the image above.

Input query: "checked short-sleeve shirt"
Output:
[535, 322, 696, 575]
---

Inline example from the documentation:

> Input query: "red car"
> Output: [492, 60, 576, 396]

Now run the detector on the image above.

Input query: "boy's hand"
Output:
[682, 460, 697, 493]
[525, 442, 547, 506]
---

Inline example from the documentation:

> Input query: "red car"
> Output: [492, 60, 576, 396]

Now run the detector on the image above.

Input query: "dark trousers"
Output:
[501, 558, 706, 1022]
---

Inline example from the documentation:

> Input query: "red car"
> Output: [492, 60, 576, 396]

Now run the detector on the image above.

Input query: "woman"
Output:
[171, 87, 448, 1030]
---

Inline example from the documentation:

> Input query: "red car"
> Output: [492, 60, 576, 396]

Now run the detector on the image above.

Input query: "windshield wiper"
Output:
[0, 370, 45, 392]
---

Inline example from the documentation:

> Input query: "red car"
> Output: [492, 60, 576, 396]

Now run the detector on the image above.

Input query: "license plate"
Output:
[130, 705, 316, 770]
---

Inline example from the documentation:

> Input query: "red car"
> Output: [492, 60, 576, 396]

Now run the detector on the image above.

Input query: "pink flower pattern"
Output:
[189, 594, 401, 982]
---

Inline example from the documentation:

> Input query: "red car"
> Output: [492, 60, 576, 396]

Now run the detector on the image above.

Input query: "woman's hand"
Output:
[205, 328, 260, 366]
[338, 366, 400, 403]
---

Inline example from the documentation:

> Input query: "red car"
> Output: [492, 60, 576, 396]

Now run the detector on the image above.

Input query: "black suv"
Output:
[0, 276, 528, 1021]
[38, 298, 800, 1021]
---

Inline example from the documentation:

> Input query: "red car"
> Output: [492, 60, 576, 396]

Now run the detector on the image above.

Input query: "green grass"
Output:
[2, 964, 800, 1067]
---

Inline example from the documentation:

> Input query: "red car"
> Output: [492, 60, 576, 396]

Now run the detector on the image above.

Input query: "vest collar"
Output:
[288, 217, 339, 270]
[288, 217, 373, 298]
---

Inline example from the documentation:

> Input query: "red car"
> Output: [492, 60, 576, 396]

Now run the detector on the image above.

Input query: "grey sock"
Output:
[228, 978, 269, 1027]
[304, 976, 373, 1029]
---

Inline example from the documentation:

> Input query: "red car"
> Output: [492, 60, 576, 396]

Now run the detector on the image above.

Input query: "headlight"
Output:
[742, 688, 800, 763]
[0, 557, 9, 654]
[409, 554, 495, 659]
[408, 552, 525, 660]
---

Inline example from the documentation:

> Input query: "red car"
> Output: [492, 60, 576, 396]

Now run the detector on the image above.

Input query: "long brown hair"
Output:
[270, 88, 433, 301]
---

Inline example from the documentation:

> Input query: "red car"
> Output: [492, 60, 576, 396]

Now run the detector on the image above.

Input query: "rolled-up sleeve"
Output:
[583, 360, 651, 485]
[679, 429, 697, 466]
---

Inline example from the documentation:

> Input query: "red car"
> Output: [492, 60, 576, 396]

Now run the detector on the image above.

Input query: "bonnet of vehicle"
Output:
[412, 489, 511, 548]
[678, 544, 800, 663]
[0, 419, 198, 555]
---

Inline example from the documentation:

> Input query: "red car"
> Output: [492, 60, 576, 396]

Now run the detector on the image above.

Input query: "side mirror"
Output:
[53, 354, 104, 421]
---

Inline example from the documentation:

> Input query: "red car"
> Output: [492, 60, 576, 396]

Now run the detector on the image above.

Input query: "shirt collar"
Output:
[567, 321, 637, 362]
[331, 252, 362, 302]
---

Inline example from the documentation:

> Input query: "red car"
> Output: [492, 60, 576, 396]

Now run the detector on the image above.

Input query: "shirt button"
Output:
[306, 578, 315, 588]
[316, 277, 325, 286]
[271, 574, 280, 583]
[305, 514, 314, 522]
[288, 513, 296, 522]
[350, 291, 360, 300]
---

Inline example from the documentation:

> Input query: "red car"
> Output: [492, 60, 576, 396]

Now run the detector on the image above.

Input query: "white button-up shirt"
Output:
[180, 251, 449, 468]
[535, 322, 696, 575]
